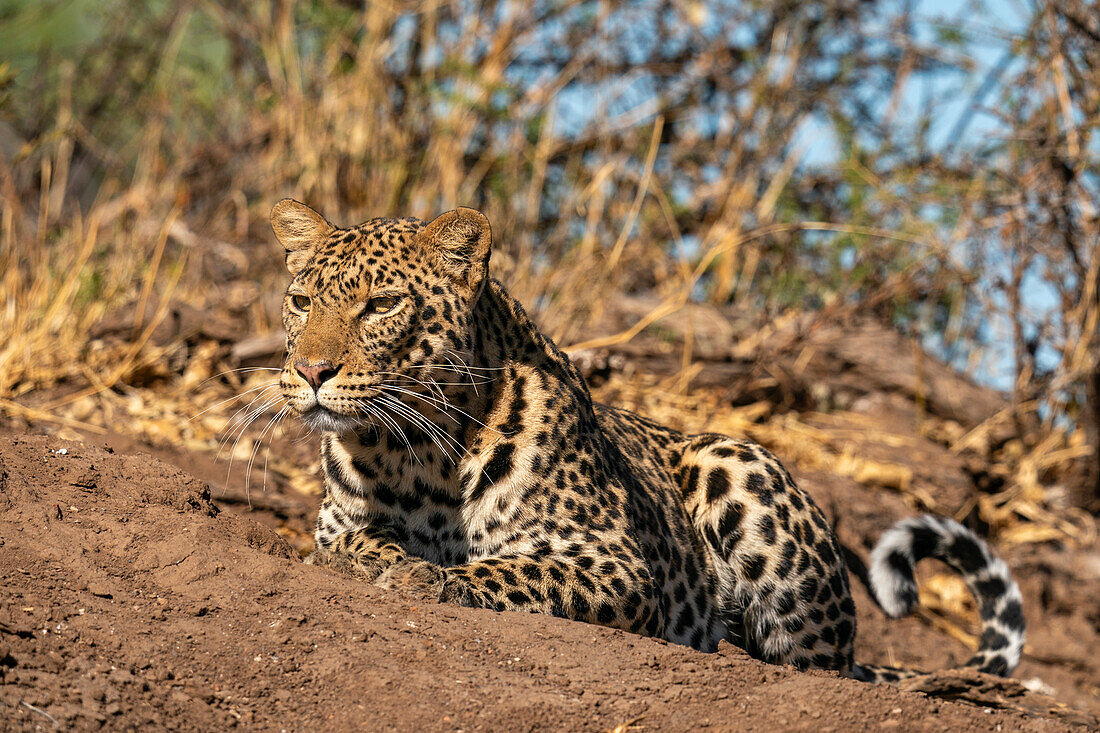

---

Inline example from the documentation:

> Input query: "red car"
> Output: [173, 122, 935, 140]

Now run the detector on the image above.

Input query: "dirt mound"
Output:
[1, 434, 1094, 730]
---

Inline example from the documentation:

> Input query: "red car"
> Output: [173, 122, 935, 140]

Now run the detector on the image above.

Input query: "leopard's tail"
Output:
[851, 515, 1025, 683]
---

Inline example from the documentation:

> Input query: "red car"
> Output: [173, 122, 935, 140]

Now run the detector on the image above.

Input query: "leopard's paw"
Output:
[303, 548, 390, 581]
[439, 575, 476, 607]
[375, 559, 448, 601]
[303, 548, 340, 567]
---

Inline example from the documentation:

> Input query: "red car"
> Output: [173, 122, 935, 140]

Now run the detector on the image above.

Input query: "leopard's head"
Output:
[270, 199, 492, 433]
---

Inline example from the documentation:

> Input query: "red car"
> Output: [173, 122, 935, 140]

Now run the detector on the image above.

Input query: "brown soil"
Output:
[2, 431, 1098, 731]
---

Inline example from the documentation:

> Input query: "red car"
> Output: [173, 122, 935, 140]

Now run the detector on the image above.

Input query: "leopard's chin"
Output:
[298, 405, 363, 434]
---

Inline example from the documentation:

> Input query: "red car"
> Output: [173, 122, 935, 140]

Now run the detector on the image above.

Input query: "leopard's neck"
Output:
[471, 278, 592, 399]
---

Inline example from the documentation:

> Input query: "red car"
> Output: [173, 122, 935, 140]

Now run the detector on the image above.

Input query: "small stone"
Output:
[87, 581, 112, 599]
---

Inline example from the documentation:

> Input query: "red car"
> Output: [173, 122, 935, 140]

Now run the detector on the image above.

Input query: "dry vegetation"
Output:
[0, 0, 1097, 574]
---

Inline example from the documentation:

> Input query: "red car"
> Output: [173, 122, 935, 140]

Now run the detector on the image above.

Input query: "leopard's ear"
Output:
[418, 207, 491, 291]
[270, 199, 335, 275]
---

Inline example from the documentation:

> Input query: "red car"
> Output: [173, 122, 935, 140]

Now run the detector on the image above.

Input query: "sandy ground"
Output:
[2, 431, 1097, 731]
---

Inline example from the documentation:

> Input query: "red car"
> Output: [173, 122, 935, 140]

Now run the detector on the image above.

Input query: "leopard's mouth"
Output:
[297, 405, 365, 434]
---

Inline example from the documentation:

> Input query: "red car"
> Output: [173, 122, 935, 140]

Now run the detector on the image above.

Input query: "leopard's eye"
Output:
[366, 296, 399, 315]
[290, 294, 311, 313]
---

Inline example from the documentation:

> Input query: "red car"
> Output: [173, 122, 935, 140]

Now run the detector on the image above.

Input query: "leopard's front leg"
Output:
[304, 525, 408, 582]
[376, 554, 660, 636]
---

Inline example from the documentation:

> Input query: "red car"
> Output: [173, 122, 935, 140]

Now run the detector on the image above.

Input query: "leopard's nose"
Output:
[295, 360, 340, 390]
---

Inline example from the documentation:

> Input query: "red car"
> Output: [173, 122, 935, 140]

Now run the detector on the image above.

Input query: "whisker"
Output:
[376, 383, 459, 416]
[443, 348, 508, 371]
[357, 394, 501, 493]
[216, 383, 282, 428]
[292, 421, 317, 444]
[214, 386, 283, 459]
[441, 352, 483, 396]
[293, 423, 319, 445]
[375, 370, 449, 400]
[189, 380, 280, 423]
[376, 383, 502, 435]
[382, 393, 474, 466]
[245, 403, 289, 503]
[381, 367, 505, 491]
[381, 370, 492, 389]
[195, 366, 282, 389]
[214, 394, 283, 473]
[402, 351, 508, 374]
[373, 392, 465, 463]
[219, 393, 282, 461]
[358, 399, 420, 465]
[403, 362, 507, 374]
[220, 395, 284, 492]
[260, 405, 291, 498]
[396, 406, 464, 465]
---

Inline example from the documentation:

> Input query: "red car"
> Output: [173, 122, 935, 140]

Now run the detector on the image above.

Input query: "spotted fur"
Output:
[270, 199, 1026, 681]
[859, 515, 1025, 680]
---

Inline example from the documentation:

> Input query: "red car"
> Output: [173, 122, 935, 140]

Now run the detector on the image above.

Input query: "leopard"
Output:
[271, 198, 1025, 682]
